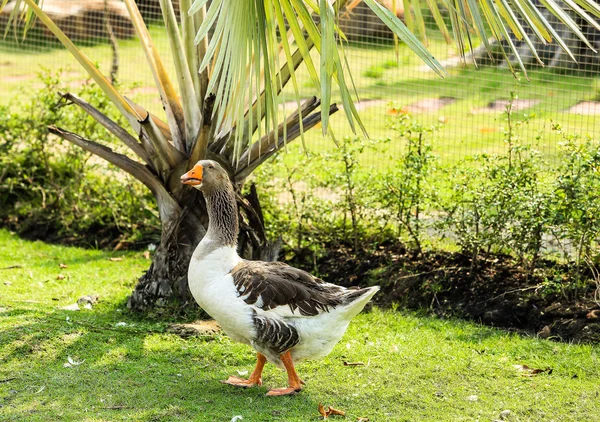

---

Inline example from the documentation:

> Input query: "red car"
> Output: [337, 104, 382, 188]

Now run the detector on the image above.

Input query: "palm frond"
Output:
[158, 0, 202, 150]
[123, 0, 186, 150]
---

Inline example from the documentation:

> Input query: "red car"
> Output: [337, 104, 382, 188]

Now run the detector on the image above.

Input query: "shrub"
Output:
[437, 94, 551, 272]
[251, 148, 338, 257]
[374, 112, 438, 256]
[0, 69, 159, 249]
[551, 128, 600, 281]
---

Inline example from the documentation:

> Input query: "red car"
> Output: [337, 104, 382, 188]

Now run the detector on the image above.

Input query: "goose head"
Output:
[180, 160, 230, 193]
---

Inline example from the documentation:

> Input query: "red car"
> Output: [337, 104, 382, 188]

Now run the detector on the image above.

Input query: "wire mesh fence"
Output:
[1, 1, 598, 159]
[1, 0, 599, 258]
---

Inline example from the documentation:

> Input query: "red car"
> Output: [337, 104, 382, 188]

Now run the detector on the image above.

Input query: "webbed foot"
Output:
[221, 375, 262, 388]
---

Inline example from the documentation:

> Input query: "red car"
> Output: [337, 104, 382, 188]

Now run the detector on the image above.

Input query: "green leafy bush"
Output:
[0, 69, 159, 248]
[374, 113, 438, 256]
[551, 128, 600, 280]
[439, 146, 550, 272]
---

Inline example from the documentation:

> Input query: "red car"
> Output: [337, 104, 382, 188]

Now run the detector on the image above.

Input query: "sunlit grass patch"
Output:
[0, 229, 599, 421]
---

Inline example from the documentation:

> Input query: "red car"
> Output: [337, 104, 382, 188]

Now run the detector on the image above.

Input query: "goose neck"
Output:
[204, 185, 238, 248]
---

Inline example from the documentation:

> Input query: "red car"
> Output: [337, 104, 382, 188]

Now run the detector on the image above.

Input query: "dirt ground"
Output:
[287, 240, 600, 344]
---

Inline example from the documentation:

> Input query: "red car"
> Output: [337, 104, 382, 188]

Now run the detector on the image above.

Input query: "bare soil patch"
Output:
[167, 320, 221, 338]
[337, 98, 387, 111]
[403, 96, 456, 113]
[568, 101, 600, 115]
[287, 240, 600, 344]
[1, 74, 34, 83]
[472, 99, 540, 114]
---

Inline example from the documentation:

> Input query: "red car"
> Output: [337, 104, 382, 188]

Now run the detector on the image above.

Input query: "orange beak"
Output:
[181, 164, 203, 186]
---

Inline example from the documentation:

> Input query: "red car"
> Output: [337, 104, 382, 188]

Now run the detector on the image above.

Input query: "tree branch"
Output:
[139, 114, 186, 173]
[48, 125, 180, 221]
[58, 92, 151, 165]
[125, 96, 173, 143]
[234, 103, 338, 183]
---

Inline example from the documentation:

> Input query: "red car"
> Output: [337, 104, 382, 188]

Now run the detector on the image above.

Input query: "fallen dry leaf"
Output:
[318, 403, 327, 418]
[514, 364, 552, 376]
[143, 250, 150, 260]
[318, 403, 346, 419]
[328, 407, 345, 416]
[343, 361, 365, 366]
[56, 274, 65, 280]
[4, 281, 12, 286]
[59, 263, 68, 269]
[357, 418, 369, 422]
[586, 309, 599, 320]
[109, 257, 123, 262]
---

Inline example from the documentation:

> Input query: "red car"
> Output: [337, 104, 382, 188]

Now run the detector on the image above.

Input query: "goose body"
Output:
[182, 160, 379, 395]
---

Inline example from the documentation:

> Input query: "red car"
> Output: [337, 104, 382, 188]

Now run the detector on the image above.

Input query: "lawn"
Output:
[1, 229, 599, 421]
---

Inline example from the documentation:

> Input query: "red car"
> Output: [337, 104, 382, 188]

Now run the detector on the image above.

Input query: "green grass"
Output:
[1, 229, 599, 421]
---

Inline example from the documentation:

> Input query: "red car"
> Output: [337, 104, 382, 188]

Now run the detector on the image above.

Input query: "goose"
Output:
[181, 160, 379, 396]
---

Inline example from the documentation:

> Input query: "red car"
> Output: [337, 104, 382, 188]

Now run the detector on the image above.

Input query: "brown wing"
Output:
[230, 260, 346, 316]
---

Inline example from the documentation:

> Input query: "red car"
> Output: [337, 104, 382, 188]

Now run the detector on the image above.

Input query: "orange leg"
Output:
[266, 351, 303, 396]
[222, 353, 266, 388]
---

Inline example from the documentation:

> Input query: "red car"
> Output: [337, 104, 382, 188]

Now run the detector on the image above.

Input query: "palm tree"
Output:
[2, 0, 598, 312]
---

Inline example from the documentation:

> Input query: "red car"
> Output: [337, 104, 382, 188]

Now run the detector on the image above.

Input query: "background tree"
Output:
[1, 0, 599, 312]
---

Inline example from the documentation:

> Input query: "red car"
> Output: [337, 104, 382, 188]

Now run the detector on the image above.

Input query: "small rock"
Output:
[537, 325, 551, 339]
[500, 409, 511, 419]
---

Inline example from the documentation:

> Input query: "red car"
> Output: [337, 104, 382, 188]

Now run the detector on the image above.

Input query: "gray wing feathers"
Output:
[231, 261, 348, 316]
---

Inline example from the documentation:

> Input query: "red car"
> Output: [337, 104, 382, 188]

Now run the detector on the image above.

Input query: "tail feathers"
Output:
[340, 286, 380, 318]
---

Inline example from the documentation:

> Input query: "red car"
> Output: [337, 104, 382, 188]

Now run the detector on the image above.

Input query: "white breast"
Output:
[188, 244, 255, 344]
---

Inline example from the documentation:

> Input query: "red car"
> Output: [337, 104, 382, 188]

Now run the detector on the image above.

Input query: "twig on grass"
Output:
[1, 265, 22, 270]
